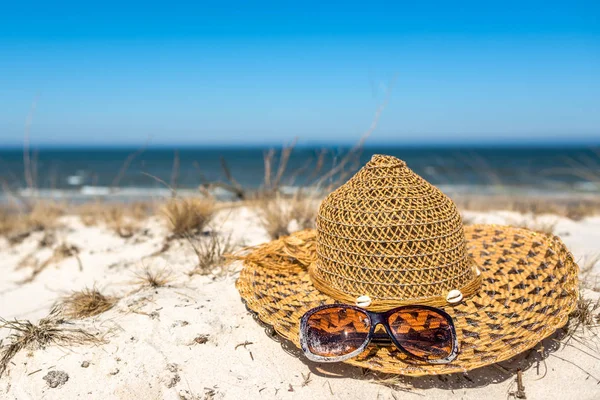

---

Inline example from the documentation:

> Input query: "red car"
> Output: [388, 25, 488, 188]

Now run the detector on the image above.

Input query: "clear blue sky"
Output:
[1, 1, 599, 147]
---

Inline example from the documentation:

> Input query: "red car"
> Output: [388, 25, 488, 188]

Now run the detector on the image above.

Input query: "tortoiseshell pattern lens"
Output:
[305, 307, 371, 357]
[387, 307, 454, 361]
[300, 304, 457, 364]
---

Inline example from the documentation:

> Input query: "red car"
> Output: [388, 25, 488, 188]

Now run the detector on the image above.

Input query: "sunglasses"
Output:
[299, 304, 458, 364]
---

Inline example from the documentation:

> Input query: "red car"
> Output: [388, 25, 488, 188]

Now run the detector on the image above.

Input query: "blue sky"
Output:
[1, 1, 599, 147]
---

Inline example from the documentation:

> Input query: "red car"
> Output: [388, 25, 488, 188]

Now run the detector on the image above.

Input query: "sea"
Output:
[0, 146, 598, 202]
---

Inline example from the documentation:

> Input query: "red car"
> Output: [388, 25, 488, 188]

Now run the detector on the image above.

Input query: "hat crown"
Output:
[313, 154, 477, 304]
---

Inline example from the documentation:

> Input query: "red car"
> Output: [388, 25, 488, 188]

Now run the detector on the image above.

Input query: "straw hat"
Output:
[236, 155, 579, 375]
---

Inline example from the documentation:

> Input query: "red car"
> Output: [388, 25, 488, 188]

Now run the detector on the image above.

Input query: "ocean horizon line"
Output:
[1, 140, 599, 151]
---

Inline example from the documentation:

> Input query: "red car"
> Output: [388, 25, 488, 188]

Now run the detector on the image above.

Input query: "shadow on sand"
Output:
[250, 310, 568, 392]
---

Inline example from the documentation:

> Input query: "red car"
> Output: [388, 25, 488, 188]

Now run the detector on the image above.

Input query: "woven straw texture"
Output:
[311, 154, 480, 309]
[235, 155, 579, 375]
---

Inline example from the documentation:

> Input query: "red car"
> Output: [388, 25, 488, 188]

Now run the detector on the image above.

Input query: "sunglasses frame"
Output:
[299, 304, 459, 364]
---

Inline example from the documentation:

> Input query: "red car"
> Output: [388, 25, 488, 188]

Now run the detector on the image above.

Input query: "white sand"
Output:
[1, 208, 599, 399]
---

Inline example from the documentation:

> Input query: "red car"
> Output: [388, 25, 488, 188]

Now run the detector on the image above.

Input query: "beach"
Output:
[3, 1, 598, 397]
[0, 202, 599, 400]
[2, 0, 599, 397]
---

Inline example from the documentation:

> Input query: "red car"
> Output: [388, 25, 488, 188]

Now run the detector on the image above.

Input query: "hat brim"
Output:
[235, 224, 578, 376]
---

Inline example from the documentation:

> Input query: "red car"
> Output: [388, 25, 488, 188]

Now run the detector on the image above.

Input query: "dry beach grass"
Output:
[256, 194, 318, 239]
[0, 307, 101, 378]
[162, 197, 216, 237]
[0, 201, 64, 243]
[77, 201, 154, 238]
[187, 231, 236, 276]
[58, 288, 118, 320]
[132, 266, 174, 289]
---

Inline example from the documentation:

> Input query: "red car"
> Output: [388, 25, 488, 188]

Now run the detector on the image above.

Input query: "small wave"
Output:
[573, 181, 600, 192]
[5, 182, 598, 204]
[67, 175, 85, 186]
[80, 186, 112, 196]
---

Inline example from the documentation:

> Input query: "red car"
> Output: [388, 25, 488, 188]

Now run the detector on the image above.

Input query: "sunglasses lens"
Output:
[304, 306, 371, 358]
[387, 307, 455, 361]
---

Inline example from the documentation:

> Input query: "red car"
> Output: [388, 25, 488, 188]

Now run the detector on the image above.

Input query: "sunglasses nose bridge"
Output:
[369, 312, 387, 328]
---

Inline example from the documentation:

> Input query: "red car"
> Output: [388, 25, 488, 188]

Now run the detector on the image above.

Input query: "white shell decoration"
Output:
[446, 289, 463, 304]
[356, 295, 372, 307]
[475, 266, 481, 276]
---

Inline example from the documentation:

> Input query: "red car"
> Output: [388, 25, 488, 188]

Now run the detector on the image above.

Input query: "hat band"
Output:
[307, 260, 483, 311]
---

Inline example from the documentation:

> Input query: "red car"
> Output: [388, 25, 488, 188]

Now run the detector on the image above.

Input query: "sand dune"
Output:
[1, 207, 599, 399]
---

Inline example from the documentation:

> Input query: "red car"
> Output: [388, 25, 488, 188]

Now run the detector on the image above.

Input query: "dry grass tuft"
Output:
[0, 202, 64, 242]
[187, 232, 236, 276]
[26, 202, 65, 231]
[100, 207, 135, 238]
[257, 200, 289, 239]
[257, 194, 318, 239]
[288, 195, 318, 230]
[162, 197, 216, 237]
[59, 287, 118, 319]
[580, 254, 600, 292]
[132, 266, 173, 289]
[455, 195, 600, 221]
[564, 203, 599, 221]
[510, 216, 557, 235]
[564, 294, 600, 338]
[77, 201, 154, 238]
[0, 307, 101, 377]
[0, 207, 19, 236]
